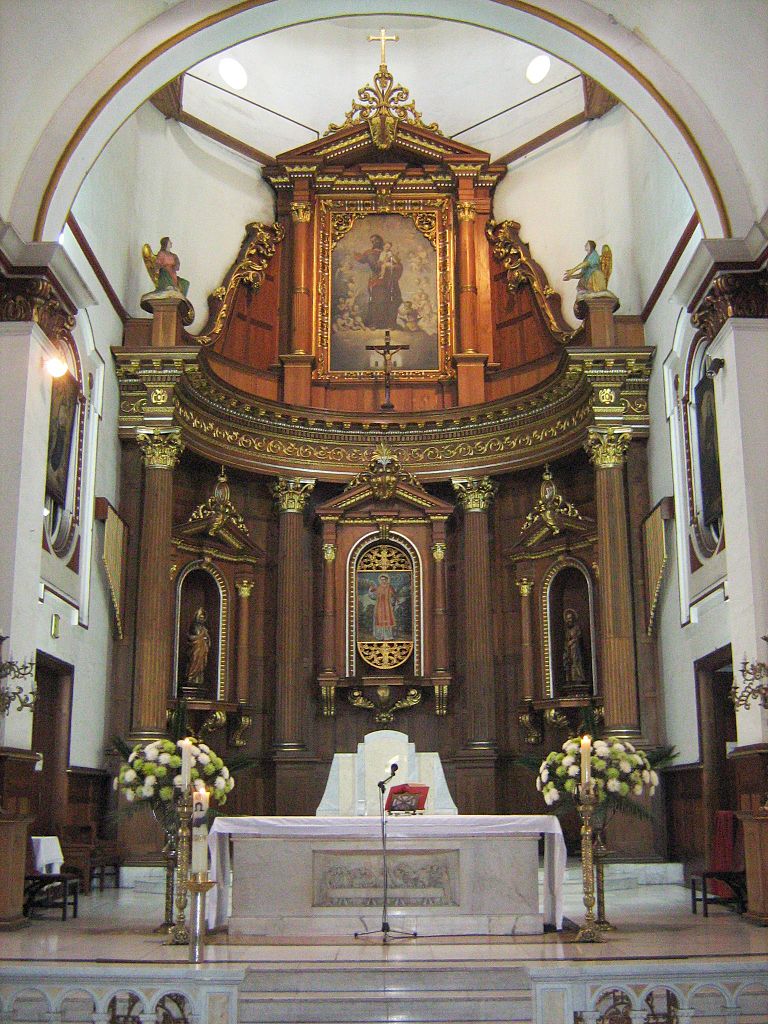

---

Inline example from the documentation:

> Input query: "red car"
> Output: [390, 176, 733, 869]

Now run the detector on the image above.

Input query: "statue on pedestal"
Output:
[142, 237, 190, 297]
[562, 607, 587, 690]
[184, 607, 211, 692]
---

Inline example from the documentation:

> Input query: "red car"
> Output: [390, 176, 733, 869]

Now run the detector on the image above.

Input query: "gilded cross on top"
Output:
[368, 27, 398, 66]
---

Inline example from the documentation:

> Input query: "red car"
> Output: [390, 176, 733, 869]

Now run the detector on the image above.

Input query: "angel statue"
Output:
[563, 240, 612, 295]
[142, 236, 190, 297]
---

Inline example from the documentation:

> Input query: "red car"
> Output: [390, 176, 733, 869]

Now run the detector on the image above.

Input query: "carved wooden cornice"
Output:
[485, 219, 576, 345]
[175, 468, 260, 557]
[690, 269, 768, 341]
[0, 273, 76, 344]
[513, 466, 593, 551]
[195, 222, 284, 347]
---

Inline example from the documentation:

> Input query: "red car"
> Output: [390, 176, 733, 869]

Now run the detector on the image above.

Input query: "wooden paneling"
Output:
[0, 748, 38, 819]
[664, 764, 705, 873]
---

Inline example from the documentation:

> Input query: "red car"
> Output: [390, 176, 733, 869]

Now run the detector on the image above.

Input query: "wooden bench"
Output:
[23, 873, 79, 920]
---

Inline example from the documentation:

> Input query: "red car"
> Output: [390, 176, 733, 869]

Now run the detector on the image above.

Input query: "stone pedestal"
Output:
[576, 292, 620, 348]
[0, 814, 33, 929]
[140, 293, 194, 348]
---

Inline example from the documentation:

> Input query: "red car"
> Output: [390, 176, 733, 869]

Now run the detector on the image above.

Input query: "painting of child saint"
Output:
[331, 214, 439, 373]
[357, 570, 413, 644]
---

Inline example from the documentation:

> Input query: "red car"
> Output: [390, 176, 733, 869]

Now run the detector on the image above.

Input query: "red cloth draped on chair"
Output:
[709, 810, 743, 897]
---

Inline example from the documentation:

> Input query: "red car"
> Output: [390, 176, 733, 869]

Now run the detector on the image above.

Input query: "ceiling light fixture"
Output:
[526, 54, 551, 84]
[218, 57, 248, 91]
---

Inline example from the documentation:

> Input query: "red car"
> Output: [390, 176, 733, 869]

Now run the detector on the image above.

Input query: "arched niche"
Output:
[173, 561, 228, 702]
[542, 557, 596, 700]
[346, 531, 424, 679]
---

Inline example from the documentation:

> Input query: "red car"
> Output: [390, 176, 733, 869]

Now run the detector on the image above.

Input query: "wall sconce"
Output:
[0, 635, 36, 716]
[705, 356, 725, 379]
[733, 635, 768, 709]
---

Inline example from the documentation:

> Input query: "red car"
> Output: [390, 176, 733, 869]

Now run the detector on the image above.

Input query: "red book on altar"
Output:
[385, 783, 429, 813]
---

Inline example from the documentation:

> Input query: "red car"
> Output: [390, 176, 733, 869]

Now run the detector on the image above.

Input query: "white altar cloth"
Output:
[207, 814, 566, 931]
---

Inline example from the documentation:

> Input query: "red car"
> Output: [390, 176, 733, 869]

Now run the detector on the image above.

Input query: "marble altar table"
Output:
[207, 815, 566, 936]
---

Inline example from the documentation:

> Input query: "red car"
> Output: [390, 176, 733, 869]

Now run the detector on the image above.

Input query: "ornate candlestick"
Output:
[170, 789, 192, 945]
[187, 871, 216, 963]
[594, 827, 615, 931]
[575, 782, 603, 943]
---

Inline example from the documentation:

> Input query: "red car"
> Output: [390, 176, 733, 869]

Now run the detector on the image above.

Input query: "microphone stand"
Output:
[354, 766, 417, 943]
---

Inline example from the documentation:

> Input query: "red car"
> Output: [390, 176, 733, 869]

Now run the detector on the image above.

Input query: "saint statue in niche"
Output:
[562, 607, 587, 687]
[184, 607, 211, 689]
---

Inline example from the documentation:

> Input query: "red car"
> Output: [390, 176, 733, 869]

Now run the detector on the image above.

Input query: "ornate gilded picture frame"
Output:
[315, 197, 455, 381]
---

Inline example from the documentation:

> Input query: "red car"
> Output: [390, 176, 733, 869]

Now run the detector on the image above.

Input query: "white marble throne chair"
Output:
[316, 728, 457, 816]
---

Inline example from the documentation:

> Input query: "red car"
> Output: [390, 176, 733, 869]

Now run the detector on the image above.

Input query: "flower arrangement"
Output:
[536, 736, 659, 809]
[116, 736, 234, 805]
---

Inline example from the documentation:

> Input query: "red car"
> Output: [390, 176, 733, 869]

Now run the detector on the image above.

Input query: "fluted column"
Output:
[272, 478, 315, 750]
[132, 430, 184, 739]
[515, 576, 535, 701]
[585, 428, 641, 738]
[235, 578, 254, 705]
[453, 477, 497, 748]
[431, 539, 449, 675]
[456, 201, 478, 353]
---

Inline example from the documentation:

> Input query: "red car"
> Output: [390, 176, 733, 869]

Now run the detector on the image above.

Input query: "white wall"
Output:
[72, 102, 275, 332]
[494, 104, 694, 318]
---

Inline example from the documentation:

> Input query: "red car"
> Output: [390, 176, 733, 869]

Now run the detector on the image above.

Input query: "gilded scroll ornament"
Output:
[136, 429, 184, 469]
[345, 443, 422, 500]
[0, 276, 76, 344]
[690, 269, 768, 340]
[348, 684, 422, 725]
[358, 544, 411, 572]
[584, 428, 631, 468]
[515, 466, 592, 549]
[324, 62, 441, 149]
[322, 543, 337, 562]
[456, 201, 476, 223]
[515, 577, 534, 598]
[195, 222, 284, 346]
[486, 219, 576, 345]
[357, 640, 413, 671]
[188, 469, 249, 539]
[272, 477, 315, 513]
[519, 709, 542, 745]
[431, 542, 446, 562]
[452, 476, 497, 512]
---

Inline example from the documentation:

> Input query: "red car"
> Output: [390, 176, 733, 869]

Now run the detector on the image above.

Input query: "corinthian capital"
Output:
[136, 430, 184, 469]
[290, 202, 312, 223]
[585, 428, 631, 469]
[273, 477, 315, 513]
[452, 476, 497, 512]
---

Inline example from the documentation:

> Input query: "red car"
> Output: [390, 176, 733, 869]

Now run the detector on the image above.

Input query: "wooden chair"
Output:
[24, 836, 80, 921]
[690, 810, 747, 917]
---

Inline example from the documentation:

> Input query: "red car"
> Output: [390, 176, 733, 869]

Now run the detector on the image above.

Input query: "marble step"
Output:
[238, 964, 532, 1024]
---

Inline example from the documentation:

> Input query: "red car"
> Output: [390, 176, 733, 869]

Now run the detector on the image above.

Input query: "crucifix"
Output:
[368, 27, 399, 66]
[366, 331, 410, 411]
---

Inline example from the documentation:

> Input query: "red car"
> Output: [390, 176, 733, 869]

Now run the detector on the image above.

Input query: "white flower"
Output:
[625, 742, 636, 753]
[123, 768, 137, 784]
[562, 755, 575, 767]
[144, 747, 158, 762]
[112, 776, 119, 791]
[128, 751, 136, 763]
[649, 786, 657, 797]
[649, 770, 659, 787]
[594, 740, 610, 753]
[190, 744, 201, 757]
[214, 776, 226, 790]
[633, 784, 643, 795]
[199, 743, 210, 754]
[540, 768, 549, 783]
[159, 753, 171, 765]
[606, 778, 621, 793]
[125, 789, 135, 802]
[567, 765, 580, 777]
[642, 769, 651, 783]
[173, 774, 184, 788]
[221, 766, 230, 779]
[611, 742, 626, 753]
[536, 777, 542, 791]
[144, 774, 156, 787]
[197, 753, 210, 765]
[142, 784, 155, 798]
[193, 778, 205, 792]
[619, 759, 632, 774]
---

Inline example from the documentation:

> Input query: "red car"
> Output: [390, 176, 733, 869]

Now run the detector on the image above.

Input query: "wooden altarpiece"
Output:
[171, 469, 264, 746]
[314, 445, 453, 724]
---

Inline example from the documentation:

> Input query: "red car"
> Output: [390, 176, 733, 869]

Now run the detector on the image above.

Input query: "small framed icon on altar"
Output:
[385, 783, 429, 814]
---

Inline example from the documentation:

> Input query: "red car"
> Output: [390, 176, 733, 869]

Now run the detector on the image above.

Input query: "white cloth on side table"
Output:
[30, 835, 64, 874]
[206, 814, 566, 931]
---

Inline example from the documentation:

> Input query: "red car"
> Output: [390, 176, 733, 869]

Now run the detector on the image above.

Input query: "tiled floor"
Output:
[2, 871, 767, 967]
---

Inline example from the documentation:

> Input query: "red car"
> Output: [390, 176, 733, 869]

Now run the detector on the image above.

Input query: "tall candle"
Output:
[191, 788, 210, 875]
[580, 735, 592, 789]
[180, 738, 192, 791]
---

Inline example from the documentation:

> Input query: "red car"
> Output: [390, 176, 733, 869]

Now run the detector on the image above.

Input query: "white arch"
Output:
[10, 0, 754, 243]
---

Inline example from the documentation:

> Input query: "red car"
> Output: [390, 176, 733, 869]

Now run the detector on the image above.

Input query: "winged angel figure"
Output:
[563, 240, 612, 295]
[141, 237, 190, 297]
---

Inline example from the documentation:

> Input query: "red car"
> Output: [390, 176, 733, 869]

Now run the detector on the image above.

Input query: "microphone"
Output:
[378, 761, 399, 791]
[390, 762, 398, 775]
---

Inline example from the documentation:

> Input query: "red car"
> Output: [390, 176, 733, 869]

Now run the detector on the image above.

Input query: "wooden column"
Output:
[131, 430, 183, 739]
[282, 193, 315, 406]
[585, 428, 641, 739]
[452, 477, 497, 747]
[431, 538, 449, 675]
[235, 578, 254, 705]
[272, 478, 315, 750]
[319, 529, 338, 717]
[453, 197, 487, 406]
[515, 576, 535, 701]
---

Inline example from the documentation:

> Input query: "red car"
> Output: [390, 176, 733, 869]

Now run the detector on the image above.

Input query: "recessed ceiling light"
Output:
[218, 57, 247, 91]
[526, 54, 551, 84]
